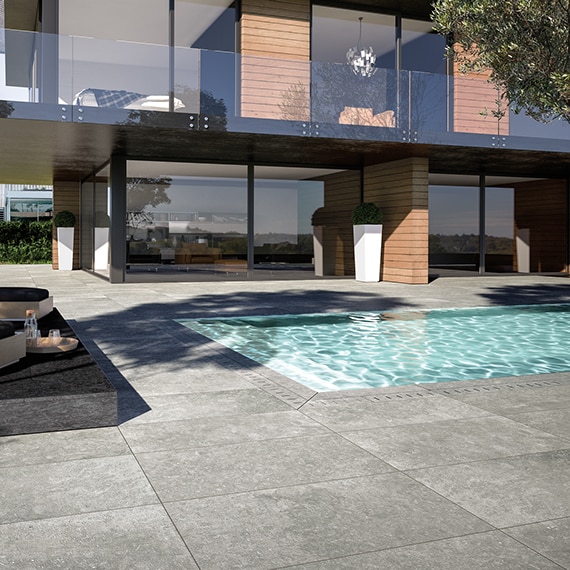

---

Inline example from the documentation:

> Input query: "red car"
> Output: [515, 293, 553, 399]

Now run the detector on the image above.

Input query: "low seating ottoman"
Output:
[0, 287, 53, 320]
[0, 322, 26, 369]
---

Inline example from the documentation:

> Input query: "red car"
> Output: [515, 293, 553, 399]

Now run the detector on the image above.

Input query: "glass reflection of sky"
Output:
[135, 177, 323, 236]
[429, 186, 514, 238]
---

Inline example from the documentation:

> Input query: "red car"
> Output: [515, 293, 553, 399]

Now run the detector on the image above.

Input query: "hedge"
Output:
[0, 220, 52, 264]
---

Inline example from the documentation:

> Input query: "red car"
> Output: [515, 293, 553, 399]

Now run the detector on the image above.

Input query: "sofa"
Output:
[339, 106, 396, 128]
[0, 287, 53, 320]
[0, 322, 26, 369]
[174, 243, 222, 264]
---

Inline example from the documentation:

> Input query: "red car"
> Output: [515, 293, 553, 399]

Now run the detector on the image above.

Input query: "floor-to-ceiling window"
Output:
[429, 183, 480, 272]
[485, 186, 514, 272]
[253, 167, 324, 273]
[174, 1, 236, 118]
[125, 161, 248, 277]
[119, 160, 332, 281]
[58, 0, 235, 115]
[311, 6, 396, 127]
[429, 176, 516, 274]
[402, 18, 447, 133]
[81, 167, 111, 277]
[310, 5, 446, 132]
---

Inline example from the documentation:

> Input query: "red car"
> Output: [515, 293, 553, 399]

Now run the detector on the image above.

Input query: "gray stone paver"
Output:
[1, 266, 570, 569]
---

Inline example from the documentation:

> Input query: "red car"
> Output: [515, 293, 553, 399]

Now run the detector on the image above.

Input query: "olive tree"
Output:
[432, 0, 570, 122]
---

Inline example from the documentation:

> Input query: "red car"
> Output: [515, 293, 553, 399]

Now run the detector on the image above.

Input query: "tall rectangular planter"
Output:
[94, 227, 110, 270]
[353, 224, 382, 282]
[313, 225, 324, 276]
[57, 227, 74, 271]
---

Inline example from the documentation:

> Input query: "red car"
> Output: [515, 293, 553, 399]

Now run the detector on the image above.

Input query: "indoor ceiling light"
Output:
[346, 17, 376, 77]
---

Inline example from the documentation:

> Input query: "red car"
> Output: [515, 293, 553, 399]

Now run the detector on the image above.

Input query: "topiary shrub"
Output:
[53, 210, 76, 227]
[95, 211, 110, 227]
[351, 202, 383, 225]
[311, 207, 327, 226]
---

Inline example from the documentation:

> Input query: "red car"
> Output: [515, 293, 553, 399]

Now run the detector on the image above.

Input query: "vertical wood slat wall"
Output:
[240, 0, 310, 121]
[52, 181, 81, 270]
[514, 179, 568, 272]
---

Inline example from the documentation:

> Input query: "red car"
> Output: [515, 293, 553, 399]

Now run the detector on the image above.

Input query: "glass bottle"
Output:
[24, 309, 38, 345]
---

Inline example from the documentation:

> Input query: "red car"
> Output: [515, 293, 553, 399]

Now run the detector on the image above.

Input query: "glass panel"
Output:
[485, 187, 514, 272]
[175, 0, 235, 51]
[68, 36, 170, 112]
[8, 198, 52, 220]
[312, 6, 395, 69]
[126, 161, 247, 276]
[409, 70, 447, 133]
[401, 19, 446, 74]
[429, 185, 480, 271]
[254, 175, 324, 274]
[174, 1, 236, 119]
[173, 46, 200, 115]
[93, 180, 110, 276]
[59, 0, 168, 44]
[311, 62, 398, 129]
[1, 29, 34, 102]
[509, 110, 570, 141]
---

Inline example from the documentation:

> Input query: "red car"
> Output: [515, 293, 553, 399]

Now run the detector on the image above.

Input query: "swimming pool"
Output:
[178, 303, 570, 392]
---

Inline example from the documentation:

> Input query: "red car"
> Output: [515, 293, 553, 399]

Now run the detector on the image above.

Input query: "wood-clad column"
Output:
[320, 170, 361, 276]
[52, 181, 81, 270]
[364, 157, 429, 284]
[240, 0, 310, 120]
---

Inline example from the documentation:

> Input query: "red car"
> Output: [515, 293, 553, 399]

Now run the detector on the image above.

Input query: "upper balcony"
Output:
[2, 29, 570, 156]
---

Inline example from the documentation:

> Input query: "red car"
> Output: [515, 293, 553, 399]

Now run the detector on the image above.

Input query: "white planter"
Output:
[516, 228, 530, 272]
[312, 225, 324, 276]
[57, 227, 74, 270]
[94, 227, 110, 270]
[353, 224, 382, 282]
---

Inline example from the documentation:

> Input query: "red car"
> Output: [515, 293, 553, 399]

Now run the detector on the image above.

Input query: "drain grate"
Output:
[301, 378, 567, 408]
[430, 378, 564, 396]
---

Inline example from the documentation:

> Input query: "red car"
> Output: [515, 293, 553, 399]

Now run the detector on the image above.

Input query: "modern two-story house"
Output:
[1, 0, 570, 283]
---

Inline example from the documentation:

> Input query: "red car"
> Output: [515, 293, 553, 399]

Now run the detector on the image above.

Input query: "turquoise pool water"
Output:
[178, 304, 570, 392]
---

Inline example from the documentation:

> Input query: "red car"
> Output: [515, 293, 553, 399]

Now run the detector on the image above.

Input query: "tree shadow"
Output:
[69, 288, 419, 422]
[478, 282, 570, 306]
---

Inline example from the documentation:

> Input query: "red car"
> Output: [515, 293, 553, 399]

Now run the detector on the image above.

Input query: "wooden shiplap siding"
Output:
[365, 158, 429, 284]
[514, 179, 568, 273]
[52, 181, 81, 270]
[240, 0, 310, 120]
[320, 170, 361, 276]
[316, 158, 429, 284]
[452, 49, 510, 136]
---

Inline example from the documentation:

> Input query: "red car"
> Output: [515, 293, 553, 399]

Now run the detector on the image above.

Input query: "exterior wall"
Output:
[319, 170, 361, 276]
[318, 157, 429, 284]
[240, 0, 310, 120]
[52, 181, 81, 270]
[514, 179, 568, 272]
[452, 47, 510, 136]
[365, 158, 429, 284]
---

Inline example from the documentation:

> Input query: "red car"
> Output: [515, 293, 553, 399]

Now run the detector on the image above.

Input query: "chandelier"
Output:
[346, 17, 377, 77]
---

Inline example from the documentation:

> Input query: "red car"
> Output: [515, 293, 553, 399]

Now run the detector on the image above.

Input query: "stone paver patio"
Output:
[1, 265, 570, 569]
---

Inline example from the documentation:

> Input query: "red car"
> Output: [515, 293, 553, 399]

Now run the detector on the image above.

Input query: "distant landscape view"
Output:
[429, 233, 514, 254]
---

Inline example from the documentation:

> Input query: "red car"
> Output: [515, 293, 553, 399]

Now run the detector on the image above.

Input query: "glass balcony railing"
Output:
[2, 29, 570, 150]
